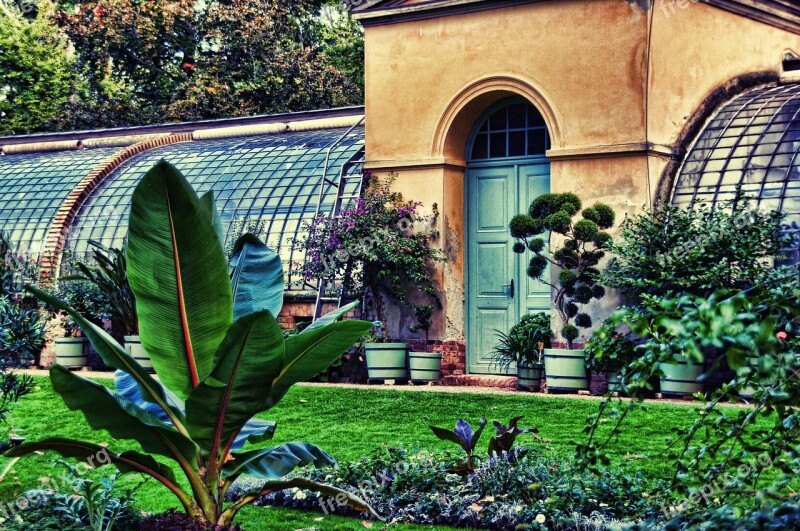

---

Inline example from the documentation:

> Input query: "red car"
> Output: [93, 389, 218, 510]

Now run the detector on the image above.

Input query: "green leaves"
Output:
[26, 285, 183, 426]
[222, 442, 335, 479]
[185, 311, 284, 451]
[50, 365, 197, 466]
[267, 320, 372, 407]
[229, 234, 284, 320]
[127, 160, 233, 398]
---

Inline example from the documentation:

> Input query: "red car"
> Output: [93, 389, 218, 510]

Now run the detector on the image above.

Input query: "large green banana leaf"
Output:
[27, 285, 184, 426]
[302, 300, 361, 333]
[228, 234, 284, 320]
[115, 370, 275, 450]
[50, 365, 198, 466]
[185, 311, 284, 451]
[6, 438, 193, 511]
[127, 160, 233, 398]
[199, 190, 224, 244]
[267, 320, 372, 407]
[222, 442, 334, 479]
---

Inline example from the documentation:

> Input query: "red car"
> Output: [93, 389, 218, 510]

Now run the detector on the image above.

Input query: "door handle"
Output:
[502, 279, 515, 299]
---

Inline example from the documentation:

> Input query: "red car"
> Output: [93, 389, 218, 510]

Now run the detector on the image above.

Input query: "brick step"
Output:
[442, 374, 518, 389]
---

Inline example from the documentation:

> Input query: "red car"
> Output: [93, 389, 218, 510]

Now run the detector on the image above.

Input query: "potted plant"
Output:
[510, 193, 616, 392]
[584, 318, 637, 394]
[48, 275, 109, 369]
[53, 312, 89, 368]
[293, 173, 445, 382]
[490, 312, 552, 391]
[63, 241, 149, 369]
[408, 304, 441, 382]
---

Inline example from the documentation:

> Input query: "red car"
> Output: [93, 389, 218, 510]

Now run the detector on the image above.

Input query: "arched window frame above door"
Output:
[466, 98, 551, 162]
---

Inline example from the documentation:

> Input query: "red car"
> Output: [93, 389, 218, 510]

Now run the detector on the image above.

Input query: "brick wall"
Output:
[277, 300, 361, 330]
[406, 339, 466, 377]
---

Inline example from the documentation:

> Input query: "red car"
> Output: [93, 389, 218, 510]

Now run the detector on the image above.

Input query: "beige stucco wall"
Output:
[648, 1, 800, 149]
[361, 0, 800, 348]
[364, 0, 650, 165]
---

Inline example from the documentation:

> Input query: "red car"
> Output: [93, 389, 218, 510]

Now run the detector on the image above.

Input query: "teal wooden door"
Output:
[466, 161, 550, 374]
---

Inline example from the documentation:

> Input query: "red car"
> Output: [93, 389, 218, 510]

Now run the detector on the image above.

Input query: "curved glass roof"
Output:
[0, 148, 119, 256]
[65, 127, 364, 289]
[672, 84, 800, 261]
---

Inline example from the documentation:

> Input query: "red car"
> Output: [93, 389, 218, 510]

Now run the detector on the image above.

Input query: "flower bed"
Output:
[230, 446, 650, 530]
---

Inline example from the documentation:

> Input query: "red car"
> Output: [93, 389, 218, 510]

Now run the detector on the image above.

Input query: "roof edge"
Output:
[0, 106, 365, 148]
[705, 0, 800, 35]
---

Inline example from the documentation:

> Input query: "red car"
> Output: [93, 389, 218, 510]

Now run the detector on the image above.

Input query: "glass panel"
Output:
[508, 131, 525, 157]
[489, 132, 507, 158]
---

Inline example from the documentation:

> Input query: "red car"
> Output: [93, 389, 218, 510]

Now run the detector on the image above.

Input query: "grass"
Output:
[0, 376, 707, 530]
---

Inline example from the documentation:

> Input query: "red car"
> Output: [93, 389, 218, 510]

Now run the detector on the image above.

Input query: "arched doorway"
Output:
[465, 98, 552, 374]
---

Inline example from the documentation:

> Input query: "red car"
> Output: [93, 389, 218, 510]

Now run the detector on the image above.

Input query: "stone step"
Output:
[442, 374, 518, 389]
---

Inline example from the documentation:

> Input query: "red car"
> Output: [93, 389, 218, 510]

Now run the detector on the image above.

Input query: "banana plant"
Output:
[8, 161, 376, 526]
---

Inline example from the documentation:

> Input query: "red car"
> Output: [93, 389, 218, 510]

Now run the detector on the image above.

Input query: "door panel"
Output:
[466, 160, 551, 374]
[519, 163, 552, 315]
[467, 167, 515, 374]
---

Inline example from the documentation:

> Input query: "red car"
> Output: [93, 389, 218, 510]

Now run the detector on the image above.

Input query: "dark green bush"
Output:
[602, 195, 789, 300]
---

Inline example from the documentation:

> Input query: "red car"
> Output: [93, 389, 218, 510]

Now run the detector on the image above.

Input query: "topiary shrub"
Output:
[509, 193, 615, 346]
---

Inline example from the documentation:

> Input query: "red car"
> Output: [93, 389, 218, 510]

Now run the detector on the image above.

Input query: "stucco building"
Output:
[2, 0, 800, 377]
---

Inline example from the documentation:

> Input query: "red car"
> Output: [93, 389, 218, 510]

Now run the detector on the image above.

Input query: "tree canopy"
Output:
[0, 0, 364, 134]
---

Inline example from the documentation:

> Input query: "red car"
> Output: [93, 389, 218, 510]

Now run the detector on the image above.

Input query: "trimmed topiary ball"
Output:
[528, 255, 548, 278]
[592, 202, 615, 229]
[559, 269, 577, 288]
[509, 214, 537, 238]
[574, 313, 592, 328]
[530, 193, 565, 218]
[573, 285, 593, 304]
[527, 237, 545, 253]
[594, 231, 612, 247]
[562, 324, 580, 342]
[545, 211, 572, 234]
[513, 242, 527, 254]
[574, 219, 599, 241]
[591, 285, 606, 299]
[565, 302, 579, 318]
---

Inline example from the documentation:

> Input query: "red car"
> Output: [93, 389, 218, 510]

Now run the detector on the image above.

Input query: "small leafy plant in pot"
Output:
[491, 312, 552, 391]
[50, 280, 107, 368]
[509, 193, 615, 392]
[62, 241, 150, 369]
[408, 304, 441, 383]
[584, 318, 637, 394]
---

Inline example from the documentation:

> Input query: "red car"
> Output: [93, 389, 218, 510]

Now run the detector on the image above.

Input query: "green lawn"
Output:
[0, 377, 705, 530]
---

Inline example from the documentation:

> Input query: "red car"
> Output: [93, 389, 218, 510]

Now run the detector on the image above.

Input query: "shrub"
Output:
[292, 172, 445, 339]
[601, 195, 789, 300]
[3, 464, 141, 531]
[577, 266, 800, 528]
[583, 319, 637, 375]
[510, 193, 615, 345]
[490, 312, 552, 371]
[0, 296, 47, 366]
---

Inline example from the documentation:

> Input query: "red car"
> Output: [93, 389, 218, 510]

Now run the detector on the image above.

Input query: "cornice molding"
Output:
[705, 0, 800, 35]
[354, 0, 800, 33]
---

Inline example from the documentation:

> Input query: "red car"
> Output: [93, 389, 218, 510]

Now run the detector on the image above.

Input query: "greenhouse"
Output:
[673, 84, 800, 262]
[0, 110, 364, 289]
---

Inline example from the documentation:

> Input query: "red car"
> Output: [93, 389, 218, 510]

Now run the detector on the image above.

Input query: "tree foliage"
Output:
[1, 0, 364, 133]
[0, 1, 82, 134]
